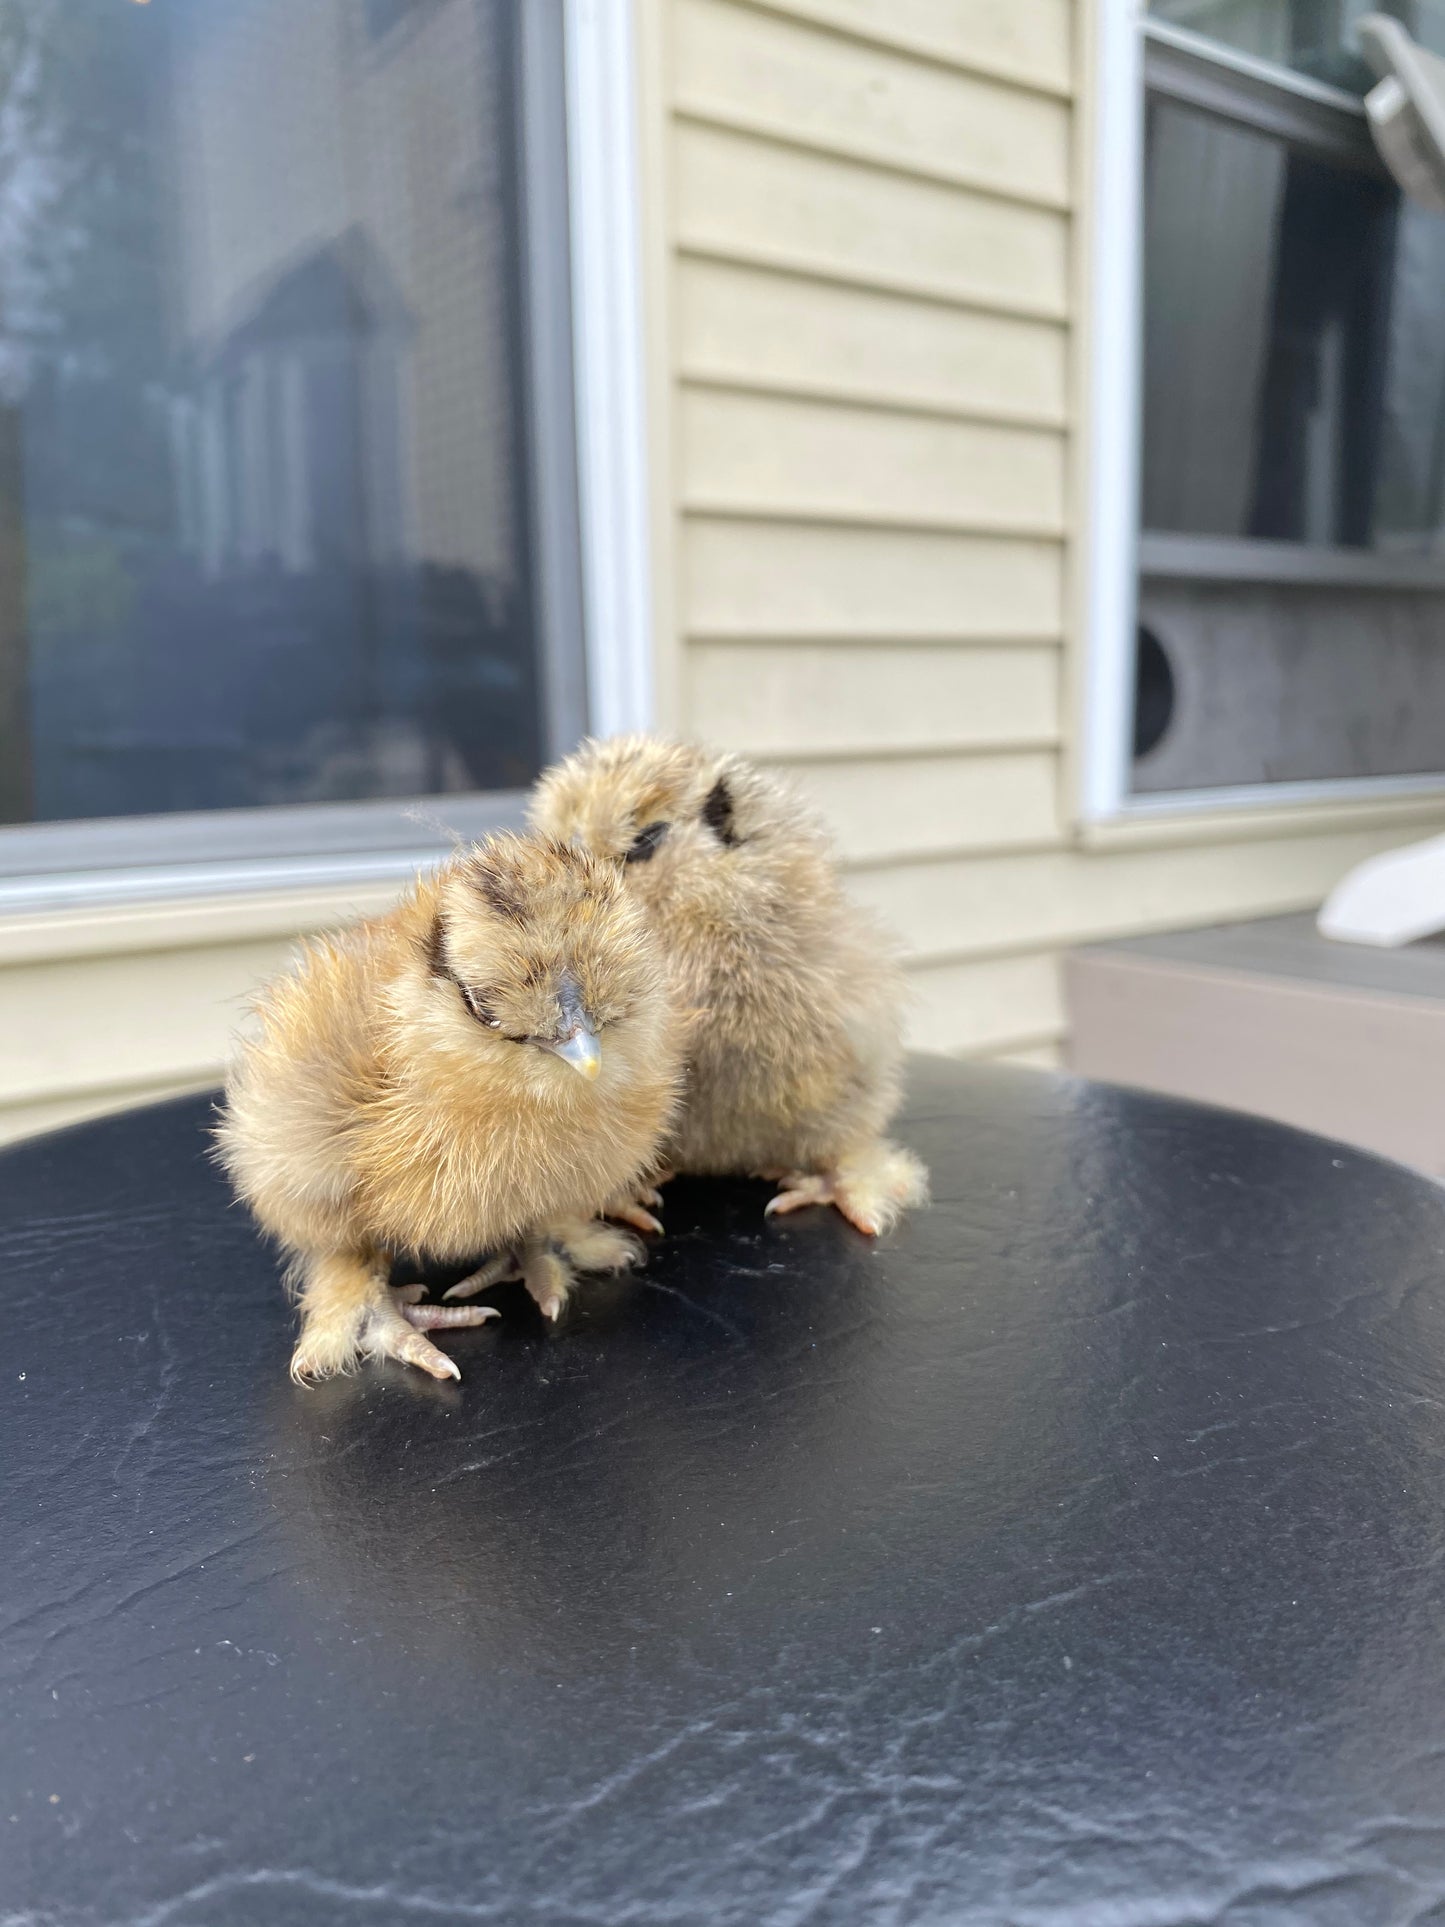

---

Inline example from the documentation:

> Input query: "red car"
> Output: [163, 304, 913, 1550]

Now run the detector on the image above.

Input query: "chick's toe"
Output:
[521, 1242, 574, 1323]
[764, 1173, 837, 1222]
[520, 1220, 647, 1323]
[603, 1188, 665, 1236]
[442, 1250, 523, 1302]
[382, 1284, 499, 1378]
[765, 1142, 929, 1239]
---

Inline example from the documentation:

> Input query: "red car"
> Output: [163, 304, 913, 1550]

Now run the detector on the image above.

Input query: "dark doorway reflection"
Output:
[0, 0, 546, 825]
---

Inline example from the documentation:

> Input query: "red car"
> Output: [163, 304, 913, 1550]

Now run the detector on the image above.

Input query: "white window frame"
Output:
[1079, 2, 1445, 827]
[0, 0, 653, 915]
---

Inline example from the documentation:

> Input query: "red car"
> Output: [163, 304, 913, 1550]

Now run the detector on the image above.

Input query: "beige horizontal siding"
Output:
[776, 750, 1061, 860]
[677, 260, 1069, 427]
[0, 936, 296, 1118]
[905, 951, 1065, 1055]
[847, 827, 1430, 965]
[668, 0, 1077, 1058]
[689, 643, 1060, 755]
[675, 123, 1070, 319]
[681, 389, 1066, 533]
[675, 0, 1072, 206]
[735, 0, 1073, 94]
[670, 0, 1071, 1028]
[684, 521, 1063, 639]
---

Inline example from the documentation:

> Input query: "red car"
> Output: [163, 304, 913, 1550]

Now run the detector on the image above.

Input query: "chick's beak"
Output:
[547, 1022, 601, 1079]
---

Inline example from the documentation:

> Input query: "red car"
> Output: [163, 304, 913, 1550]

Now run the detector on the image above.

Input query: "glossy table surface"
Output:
[5, 1060, 1445, 1925]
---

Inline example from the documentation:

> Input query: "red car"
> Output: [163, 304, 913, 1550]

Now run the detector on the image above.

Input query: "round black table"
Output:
[5, 1059, 1445, 1924]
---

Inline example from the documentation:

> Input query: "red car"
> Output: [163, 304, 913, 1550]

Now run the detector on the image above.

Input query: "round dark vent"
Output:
[1133, 623, 1176, 761]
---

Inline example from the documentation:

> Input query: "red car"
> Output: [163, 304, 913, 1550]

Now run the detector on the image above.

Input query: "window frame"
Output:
[1078, 3, 1445, 827]
[0, 0, 653, 915]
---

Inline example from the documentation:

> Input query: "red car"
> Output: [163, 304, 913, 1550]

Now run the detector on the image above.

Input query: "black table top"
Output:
[5, 1059, 1445, 1925]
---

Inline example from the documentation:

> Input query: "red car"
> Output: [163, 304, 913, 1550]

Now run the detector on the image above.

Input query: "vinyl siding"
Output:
[0, 882, 402, 1146]
[654, 0, 1445, 1073]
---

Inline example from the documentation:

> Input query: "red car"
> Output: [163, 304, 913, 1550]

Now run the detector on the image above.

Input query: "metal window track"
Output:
[1143, 17, 1381, 168]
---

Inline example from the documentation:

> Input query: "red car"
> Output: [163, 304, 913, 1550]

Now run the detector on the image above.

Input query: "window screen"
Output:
[1141, 99, 1445, 552]
[0, 0, 569, 837]
[1129, 6, 1445, 797]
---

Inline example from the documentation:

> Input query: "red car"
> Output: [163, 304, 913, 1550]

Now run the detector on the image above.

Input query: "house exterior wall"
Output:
[636, 0, 1445, 1070]
[3, 0, 1445, 1142]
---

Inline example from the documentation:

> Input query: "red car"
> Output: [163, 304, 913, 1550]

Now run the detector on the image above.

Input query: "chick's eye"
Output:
[460, 984, 502, 1029]
[625, 821, 670, 863]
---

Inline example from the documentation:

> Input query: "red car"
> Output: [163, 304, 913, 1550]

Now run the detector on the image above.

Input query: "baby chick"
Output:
[530, 737, 928, 1236]
[215, 834, 684, 1382]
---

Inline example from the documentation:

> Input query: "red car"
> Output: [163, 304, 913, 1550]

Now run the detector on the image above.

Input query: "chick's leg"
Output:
[520, 1220, 646, 1322]
[765, 1139, 929, 1238]
[290, 1251, 498, 1384]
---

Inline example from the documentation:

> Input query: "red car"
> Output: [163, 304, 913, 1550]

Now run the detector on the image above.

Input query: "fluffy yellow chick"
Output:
[530, 737, 928, 1236]
[215, 834, 684, 1382]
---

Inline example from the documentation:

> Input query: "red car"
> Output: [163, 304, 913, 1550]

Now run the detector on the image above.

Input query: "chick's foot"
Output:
[522, 1221, 646, 1322]
[290, 1268, 498, 1384]
[765, 1140, 929, 1238]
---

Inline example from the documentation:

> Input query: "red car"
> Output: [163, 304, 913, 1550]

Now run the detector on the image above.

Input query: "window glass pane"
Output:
[0, 0, 548, 828]
[1134, 76, 1445, 794]
[1146, 0, 1445, 92]
[1141, 96, 1445, 553]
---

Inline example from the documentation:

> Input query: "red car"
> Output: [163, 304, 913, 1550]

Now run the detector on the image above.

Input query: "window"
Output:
[1083, 0, 1445, 818]
[0, 0, 645, 904]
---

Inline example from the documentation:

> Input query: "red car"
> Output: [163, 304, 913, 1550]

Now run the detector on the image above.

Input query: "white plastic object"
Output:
[1359, 13, 1445, 215]
[1318, 832, 1445, 946]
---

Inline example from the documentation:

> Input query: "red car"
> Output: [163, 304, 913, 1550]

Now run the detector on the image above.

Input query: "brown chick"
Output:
[215, 833, 684, 1382]
[530, 736, 928, 1237]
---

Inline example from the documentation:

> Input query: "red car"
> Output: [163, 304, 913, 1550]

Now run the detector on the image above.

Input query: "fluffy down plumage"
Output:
[216, 834, 685, 1380]
[530, 736, 928, 1235]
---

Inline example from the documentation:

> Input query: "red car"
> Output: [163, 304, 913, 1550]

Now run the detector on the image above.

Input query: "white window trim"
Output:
[1079, 0, 1147, 826]
[0, 0, 654, 918]
[1078, 2, 1445, 829]
[565, 0, 654, 745]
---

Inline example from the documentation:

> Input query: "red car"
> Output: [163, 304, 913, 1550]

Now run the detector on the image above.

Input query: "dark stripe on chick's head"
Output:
[424, 915, 451, 979]
[471, 857, 528, 924]
[701, 776, 740, 847]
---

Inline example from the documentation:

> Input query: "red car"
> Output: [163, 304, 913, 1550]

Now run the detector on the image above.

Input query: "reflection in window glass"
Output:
[1146, 0, 1445, 92]
[1142, 97, 1445, 551]
[0, 0, 546, 827]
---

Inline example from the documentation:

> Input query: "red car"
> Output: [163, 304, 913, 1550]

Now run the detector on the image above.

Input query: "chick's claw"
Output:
[607, 1200, 664, 1236]
[522, 1220, 646, 1322]
[389, 1284, 498, 1378]
[522, 1244, 574, 1323]
[602, 1183, 667, 1236]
